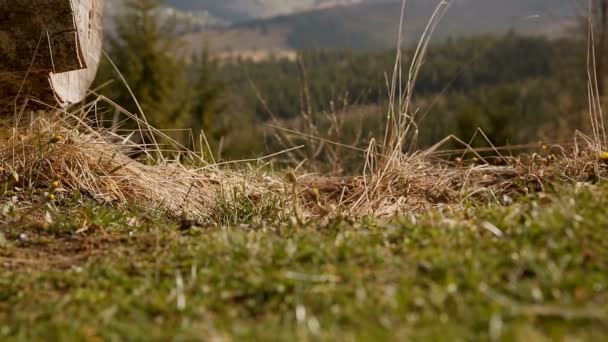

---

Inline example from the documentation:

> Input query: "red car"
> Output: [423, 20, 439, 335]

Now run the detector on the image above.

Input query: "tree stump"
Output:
[0, 0, 104, 113]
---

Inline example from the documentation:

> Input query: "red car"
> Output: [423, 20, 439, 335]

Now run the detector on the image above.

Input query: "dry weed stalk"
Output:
[290, 0, 608, 218]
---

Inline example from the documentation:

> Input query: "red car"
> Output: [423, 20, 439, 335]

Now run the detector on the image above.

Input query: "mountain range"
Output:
[165, 0, 390, 23]
[105, 0, 386, 27]
[105, 0, 581, 58]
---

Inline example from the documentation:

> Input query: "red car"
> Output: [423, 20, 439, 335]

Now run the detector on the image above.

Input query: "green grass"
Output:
[1, 183, 608, 341]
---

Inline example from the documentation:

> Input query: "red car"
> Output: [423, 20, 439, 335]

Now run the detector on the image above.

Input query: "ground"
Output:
[1, 183, 607, 341]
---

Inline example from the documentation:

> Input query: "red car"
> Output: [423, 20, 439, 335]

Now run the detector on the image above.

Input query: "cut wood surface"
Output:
[0, 0, 104, 113]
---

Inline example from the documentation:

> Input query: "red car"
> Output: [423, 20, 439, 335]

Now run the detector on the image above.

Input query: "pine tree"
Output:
[187, 50, 227, 149]
[100, 0, 190, 132]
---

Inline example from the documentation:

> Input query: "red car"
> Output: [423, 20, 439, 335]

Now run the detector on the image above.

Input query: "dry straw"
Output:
[0, 109, 217, 218]
[1, 0, 606, 221]
[0, 99, 604, 222]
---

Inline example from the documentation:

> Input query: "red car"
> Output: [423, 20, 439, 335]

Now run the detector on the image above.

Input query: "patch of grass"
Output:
[211, 185, 290, 226]
[1, 183, 607, 340]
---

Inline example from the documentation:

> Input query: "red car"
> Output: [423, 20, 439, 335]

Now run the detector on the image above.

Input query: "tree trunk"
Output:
[0, 0, 104, 113]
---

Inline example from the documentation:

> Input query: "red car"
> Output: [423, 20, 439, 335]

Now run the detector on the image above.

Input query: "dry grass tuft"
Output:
[0, 111, 218, 219]
[0, 105, 606, 223]
[299, 144, 606, 218]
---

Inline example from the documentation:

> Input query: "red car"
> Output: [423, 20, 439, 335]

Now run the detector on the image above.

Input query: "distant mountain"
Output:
[105, 0, 395, 28]
[166, 0, 390, 23]
[105, 0, 579, 60]
[182, 0, 577, 58]
[104, 0, 229, 30]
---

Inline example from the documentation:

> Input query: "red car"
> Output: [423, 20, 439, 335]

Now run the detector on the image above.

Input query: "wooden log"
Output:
[0, 0, 104, 113]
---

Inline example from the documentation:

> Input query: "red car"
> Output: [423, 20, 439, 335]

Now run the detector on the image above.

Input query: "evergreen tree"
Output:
[100, 0, 190, 132]
[187, 50, 227, 148]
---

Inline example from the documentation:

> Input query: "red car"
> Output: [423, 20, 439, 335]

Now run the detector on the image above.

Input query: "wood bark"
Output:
[0, 0, 104, 113]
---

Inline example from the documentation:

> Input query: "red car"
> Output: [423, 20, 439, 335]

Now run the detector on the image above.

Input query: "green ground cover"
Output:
[1, 183, 607, 341]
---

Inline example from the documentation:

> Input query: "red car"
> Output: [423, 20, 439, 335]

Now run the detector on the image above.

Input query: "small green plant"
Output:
[211, 185, 289, 226]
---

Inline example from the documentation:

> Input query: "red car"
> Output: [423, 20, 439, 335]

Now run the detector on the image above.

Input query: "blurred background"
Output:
[95, 0, 606, 172]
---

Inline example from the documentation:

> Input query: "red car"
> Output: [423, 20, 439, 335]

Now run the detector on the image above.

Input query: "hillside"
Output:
[104, 0, 228, 30]
[166, 0, 387, 22]
[106, 0, 388, 27]
[182, 0, 576, 58]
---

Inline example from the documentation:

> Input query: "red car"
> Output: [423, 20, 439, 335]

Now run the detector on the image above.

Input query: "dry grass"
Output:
[1, 0, 606, 223]
[301, 143, 605, 217]
[0, 103, 605, 223]
[0, 109, 218, 219]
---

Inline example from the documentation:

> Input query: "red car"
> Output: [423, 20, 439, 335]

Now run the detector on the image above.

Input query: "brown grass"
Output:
[0, 103, 605, 223]
[0, 109, 218, 219]
[1, 0, 606, 222]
